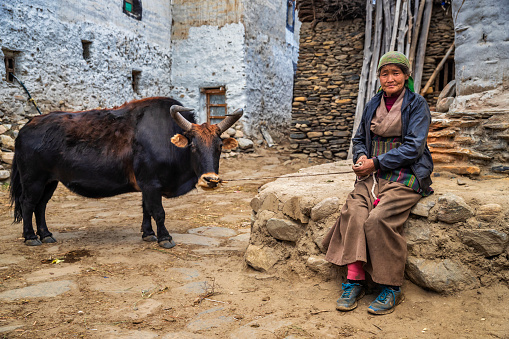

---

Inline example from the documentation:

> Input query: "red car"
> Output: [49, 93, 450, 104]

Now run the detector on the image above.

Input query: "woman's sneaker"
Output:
[336, 282, 365, 311]
[367, 286, 404, 315]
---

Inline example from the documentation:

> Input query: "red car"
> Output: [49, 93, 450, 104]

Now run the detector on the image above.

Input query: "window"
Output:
[202, 87, 227, 124]
[3, 50, 19, 83]
[132, 70, 141, 94]
[286, 0, 295, 33]
[82, 40, 92, 61]
[123, 0, 142, 21]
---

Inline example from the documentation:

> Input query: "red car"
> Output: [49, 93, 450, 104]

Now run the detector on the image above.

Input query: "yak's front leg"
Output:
[140, 197, 157, 242]
[141, 189, 175, 249]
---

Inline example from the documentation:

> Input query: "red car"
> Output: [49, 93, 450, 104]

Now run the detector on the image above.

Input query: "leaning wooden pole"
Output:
[348, 0, 374, 159]
[366, 0, 383, 101]
[390, 0, 402, 51]
[420, 42, 455, 95]
[413, 0, 433, 92]
[409, 0, 425, 70]
[396, 0, 408, 52]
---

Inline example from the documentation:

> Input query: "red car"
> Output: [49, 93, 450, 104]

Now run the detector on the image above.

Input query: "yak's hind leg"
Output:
[21, 178, 49, 246]
[34, 181, 59, 243]
[141, 189, 175, 249]
[141, 197, 157, 242]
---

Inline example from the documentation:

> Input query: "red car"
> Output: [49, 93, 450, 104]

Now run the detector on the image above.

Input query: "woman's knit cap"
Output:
[377, 51, 411, 72]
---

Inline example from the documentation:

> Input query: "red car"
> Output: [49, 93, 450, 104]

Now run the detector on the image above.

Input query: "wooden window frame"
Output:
[123, 0, 142, 21]
[434, 56, 455, 94]
[202, 87, 227, 124]
[4, 56, 15, 82]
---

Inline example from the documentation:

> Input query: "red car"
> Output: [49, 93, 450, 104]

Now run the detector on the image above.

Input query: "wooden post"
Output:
[406, 0, 413, 55]
[413, 0, 433, 92]
[382, 0, 393, 54]
[420, 42, 455, 95]
[390, 0, 402, 51]
[349, 0, 374, 159]
[397, 0, 408, 52]
[366, 0, 383, 102]
[409, 0, 425, 70]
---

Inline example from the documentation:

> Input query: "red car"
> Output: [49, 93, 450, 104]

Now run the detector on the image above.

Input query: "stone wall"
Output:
[289, 6, 455, 161]
[429, 111, 509, 175]
[246, 161, 509, 293]
[289, 20, 365, 160]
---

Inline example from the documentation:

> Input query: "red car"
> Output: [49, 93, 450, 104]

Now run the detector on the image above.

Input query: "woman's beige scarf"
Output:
[370, 88, 405, 137]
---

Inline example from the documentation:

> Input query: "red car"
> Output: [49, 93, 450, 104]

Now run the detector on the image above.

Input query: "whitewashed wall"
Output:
[451, 0, 509, 111]
[169, 23, 247, 124]
[0, 0, 173, 121]
[243, 0, 301, 138]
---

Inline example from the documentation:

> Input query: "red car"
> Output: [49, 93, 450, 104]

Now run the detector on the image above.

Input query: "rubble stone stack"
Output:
[290, 19, 365, 160]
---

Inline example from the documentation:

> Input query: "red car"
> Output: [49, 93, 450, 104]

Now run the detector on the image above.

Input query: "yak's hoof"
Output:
[143, 235, 157, 242]
[158, 239, 176, 249]
[25, 239, 43, 246]
[42, 236, 57, 244]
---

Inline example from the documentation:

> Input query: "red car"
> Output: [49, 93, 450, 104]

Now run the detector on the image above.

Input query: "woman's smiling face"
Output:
[379, 64, 409, 97]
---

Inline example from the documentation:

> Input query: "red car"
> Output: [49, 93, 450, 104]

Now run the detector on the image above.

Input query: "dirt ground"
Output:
[0, 146, 508, 339]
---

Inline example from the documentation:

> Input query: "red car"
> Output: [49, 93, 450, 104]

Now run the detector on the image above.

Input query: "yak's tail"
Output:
[9, 153, 23, 223]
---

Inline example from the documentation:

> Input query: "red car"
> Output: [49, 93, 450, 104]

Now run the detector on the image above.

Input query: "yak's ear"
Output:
[171, 134, 189, 148]
[222, 137, 238, 150]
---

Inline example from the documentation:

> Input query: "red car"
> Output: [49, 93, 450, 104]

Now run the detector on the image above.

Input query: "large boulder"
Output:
[406, 257, 479, 293]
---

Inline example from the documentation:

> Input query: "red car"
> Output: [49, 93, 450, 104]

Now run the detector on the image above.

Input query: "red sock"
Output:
[347, 261, 365, 281]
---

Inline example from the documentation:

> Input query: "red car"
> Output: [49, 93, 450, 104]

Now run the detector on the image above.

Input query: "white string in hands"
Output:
[354, 162, 378, 201]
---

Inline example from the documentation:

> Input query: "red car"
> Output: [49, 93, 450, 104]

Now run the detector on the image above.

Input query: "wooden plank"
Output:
[366, 0, 383, 102]
[413, 0, 433, 92]
[409, 0, 425, 70]
[397, 0, 408, 52]
[382, 0, 393, 54]
[349, 0, 374, 159]
[405, 0, 412, 55]
[390, 0, 402, 51]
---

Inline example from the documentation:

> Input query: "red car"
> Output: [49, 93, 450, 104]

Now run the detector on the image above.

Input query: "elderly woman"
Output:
[322, 51, 433, 315]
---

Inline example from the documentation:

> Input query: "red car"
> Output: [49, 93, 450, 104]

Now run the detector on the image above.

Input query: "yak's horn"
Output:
[170, 105, 194, 132]
[216, 108, 244, 134]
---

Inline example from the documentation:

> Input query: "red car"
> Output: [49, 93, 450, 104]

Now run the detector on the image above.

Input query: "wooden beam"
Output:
[366, 0, 383, 102]
[413, 0, 433, 92]
[409, 0, 425, 70]
[349, 0, 374, 159]
[390, 0, 402, 51]
[397, 0, 408, 52]
[420, 42, 455, 96]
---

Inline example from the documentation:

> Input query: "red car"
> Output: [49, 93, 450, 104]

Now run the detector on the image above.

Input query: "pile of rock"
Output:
[220, 125, 255, 159]
[0, 121, 24, 182]
[246, 161, 509, 294]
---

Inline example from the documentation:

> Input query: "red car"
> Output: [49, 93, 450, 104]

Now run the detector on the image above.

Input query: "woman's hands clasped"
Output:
[353, 155, 376, 177]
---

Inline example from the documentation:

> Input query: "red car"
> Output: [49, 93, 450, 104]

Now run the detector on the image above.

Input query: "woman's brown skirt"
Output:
[322, 175, 421, 286]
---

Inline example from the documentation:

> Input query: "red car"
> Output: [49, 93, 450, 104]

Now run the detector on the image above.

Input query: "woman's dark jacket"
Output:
[352, 90, 434, 191]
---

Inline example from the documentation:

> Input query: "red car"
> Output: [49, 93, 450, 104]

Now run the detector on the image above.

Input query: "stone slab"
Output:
[188, 226, 237, 238]
[171, 233, 221, 247]
[0, 280, 75, 300]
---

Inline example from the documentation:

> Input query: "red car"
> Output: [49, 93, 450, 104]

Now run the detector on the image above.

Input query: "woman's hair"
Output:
[377, 63, 411, 77]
